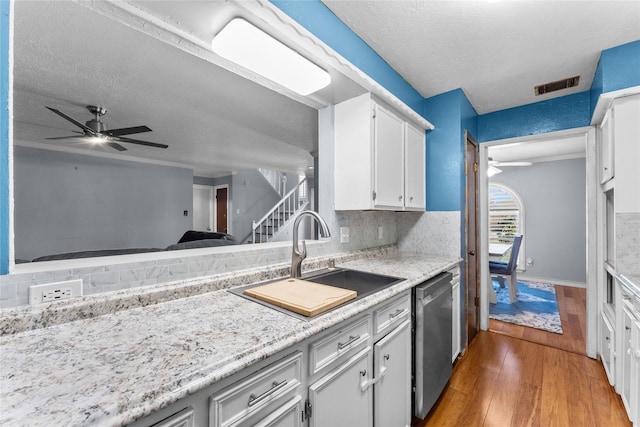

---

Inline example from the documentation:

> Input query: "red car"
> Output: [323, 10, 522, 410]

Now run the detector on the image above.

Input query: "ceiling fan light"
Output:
[212, 18, 331, 96]
[88, 135, 107, 144]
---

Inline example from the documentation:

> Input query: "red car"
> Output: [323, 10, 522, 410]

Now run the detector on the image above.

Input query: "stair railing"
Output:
[252, 177, 308, 244]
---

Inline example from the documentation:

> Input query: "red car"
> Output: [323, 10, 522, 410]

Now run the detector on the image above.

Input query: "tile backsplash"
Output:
[617, 212, 640, 276]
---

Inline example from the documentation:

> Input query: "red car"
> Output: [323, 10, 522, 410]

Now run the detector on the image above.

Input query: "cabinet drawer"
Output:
[210, 352, 302, 427]
[373, 293, 411, 339]
[151, 407, 194, 427]
[309, 316, 371, 377]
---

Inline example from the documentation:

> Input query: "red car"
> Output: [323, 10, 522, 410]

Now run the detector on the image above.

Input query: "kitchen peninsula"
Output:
[0, 248, 459, 426]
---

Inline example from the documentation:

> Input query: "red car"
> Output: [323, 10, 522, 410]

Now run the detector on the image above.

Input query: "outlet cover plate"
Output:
[29, 279, 83, 305]
[340, 227, 350, 243]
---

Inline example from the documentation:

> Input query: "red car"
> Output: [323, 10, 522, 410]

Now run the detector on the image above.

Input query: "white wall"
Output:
[490, 158, 587, 283]
[13, 146, 193, 261]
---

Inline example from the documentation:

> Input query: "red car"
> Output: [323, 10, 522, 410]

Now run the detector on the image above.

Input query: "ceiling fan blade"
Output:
[107, 142, 128, 151]
[499, 162, 533, 167]
[45, 107, 96, 135]
[116, 136, 168, 149]
[101, 125, 152, 137]
[45, 135, 87, 140]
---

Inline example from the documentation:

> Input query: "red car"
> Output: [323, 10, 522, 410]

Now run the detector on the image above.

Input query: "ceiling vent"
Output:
[534, 75, 580, 96]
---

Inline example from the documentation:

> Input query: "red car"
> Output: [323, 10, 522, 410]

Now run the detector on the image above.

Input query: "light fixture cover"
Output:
[212, 18, 331, 96]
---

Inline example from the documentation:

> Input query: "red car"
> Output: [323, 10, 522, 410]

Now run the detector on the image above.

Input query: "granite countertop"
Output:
[0, 252, 459, 426]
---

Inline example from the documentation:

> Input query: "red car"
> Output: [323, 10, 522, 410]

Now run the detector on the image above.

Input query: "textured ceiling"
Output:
[322, 0, 640, 114]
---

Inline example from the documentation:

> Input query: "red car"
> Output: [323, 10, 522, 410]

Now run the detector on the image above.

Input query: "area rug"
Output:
[489, 280, 563, 334]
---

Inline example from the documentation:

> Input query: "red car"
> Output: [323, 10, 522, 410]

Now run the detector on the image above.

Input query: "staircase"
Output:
[252, 177, 308, 243]
[258, 168, 286, 197]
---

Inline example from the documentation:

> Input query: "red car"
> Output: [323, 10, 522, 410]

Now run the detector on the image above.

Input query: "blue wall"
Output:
[424, 89, 479, 211]
[591, 40, 640, 117]
[477, 91, 591, 142]
[1, 0, 9, 275]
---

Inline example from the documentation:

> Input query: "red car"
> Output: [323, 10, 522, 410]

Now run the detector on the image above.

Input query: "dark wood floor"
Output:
[415, 285, 631, 427]
[489, 285, 588, 355]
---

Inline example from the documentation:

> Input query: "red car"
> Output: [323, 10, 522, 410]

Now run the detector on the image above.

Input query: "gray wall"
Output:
[14, 146, 192, 260]
[490, 157, 586, 283]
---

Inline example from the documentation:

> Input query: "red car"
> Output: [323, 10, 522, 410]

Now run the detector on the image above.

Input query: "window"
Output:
[489, 183, 525, 269]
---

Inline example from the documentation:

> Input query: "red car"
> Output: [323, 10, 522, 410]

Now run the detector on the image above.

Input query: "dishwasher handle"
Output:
[416, 281, 451, 305]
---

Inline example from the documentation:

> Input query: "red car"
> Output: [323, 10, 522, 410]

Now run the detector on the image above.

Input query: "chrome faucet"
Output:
[291, 210, 331, 278]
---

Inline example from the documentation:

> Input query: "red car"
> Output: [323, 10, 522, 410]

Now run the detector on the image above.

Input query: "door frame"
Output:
[465, 131, 480, 344]
[192, 184, 214, 232]
[478, 126, 597, 358]
[213, 184, 230, 234]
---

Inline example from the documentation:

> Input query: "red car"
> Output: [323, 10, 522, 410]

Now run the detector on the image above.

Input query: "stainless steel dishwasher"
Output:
[413, 271, 453, 420]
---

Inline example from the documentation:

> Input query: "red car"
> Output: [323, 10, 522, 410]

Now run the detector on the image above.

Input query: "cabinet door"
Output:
[252, 396, 303, 427]
[452, 281, 461, 362]
[404, 123, 426, 210]
[631, 318, 640, 426]
[374, 320, 411, 427]
[308, 348, 373, 427]
[600, 108, 614, 184]
[600, 311, 615, 385]
[373, 104, 404, 209]
[621, 306, 634, 420]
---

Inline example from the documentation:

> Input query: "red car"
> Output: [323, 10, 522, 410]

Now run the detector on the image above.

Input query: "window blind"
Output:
[489, 185, 523, 267]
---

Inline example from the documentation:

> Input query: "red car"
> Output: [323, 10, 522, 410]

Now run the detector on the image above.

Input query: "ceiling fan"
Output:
[45, 105, 168, 151]
[488, 157, 532, 167]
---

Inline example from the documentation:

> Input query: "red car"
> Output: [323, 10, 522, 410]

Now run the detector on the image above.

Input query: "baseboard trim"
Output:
[519, 276, 586, 289]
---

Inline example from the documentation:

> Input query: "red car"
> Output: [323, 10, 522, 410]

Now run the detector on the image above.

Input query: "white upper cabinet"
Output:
[334, 93, 427, 211]
[404, 123, 427, 210]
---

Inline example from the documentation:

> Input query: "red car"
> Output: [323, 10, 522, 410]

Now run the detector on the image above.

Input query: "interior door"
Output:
[465, 131, 480, 343]
[193, 185, 213, 231]
[215, 187, 228, 233]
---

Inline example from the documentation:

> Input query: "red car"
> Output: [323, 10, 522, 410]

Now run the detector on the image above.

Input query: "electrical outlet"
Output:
[340, 227, 350, 243]
[378, 226, 384, 240]
[29, 280, 83, 305]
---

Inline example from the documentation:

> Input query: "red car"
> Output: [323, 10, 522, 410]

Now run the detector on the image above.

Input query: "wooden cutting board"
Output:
[244, 278, 357, 317]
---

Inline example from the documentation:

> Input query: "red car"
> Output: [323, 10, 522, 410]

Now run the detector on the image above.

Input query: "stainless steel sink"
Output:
[228, 268, 405, 320]
[303, 268, 404, 299]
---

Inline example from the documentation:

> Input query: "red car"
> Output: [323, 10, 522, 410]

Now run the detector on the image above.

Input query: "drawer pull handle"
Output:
[338, 335, 360, 350]
[389, 309, 404, 320]
[248, 379, 288, 407]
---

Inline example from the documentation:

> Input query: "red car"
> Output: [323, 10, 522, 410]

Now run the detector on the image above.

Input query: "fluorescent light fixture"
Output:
[487, 165, 503, 177]
[212, 18, 331, 96]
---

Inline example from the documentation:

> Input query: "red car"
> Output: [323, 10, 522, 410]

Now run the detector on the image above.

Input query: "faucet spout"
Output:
[291, 210, 331, 278]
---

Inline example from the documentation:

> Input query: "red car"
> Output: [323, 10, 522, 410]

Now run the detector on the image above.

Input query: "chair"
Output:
[489, 235, 523, 303]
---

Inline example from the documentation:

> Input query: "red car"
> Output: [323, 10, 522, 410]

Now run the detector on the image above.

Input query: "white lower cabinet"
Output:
[373, 319, 411, 427]
[451, 268, 461, 362]
[151, 407, 195, 427]
[621, 305, 634, 418]
[253, 396, 303, 427]
[307, 292, 412, 427]
[600, 311, 616, 385]
[133, 290, 418, 427]
[209, 352, 303, 427]
[631, 316, 640, 426]
[308, 348, 373, 427]
[611, 278, 640, 425]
